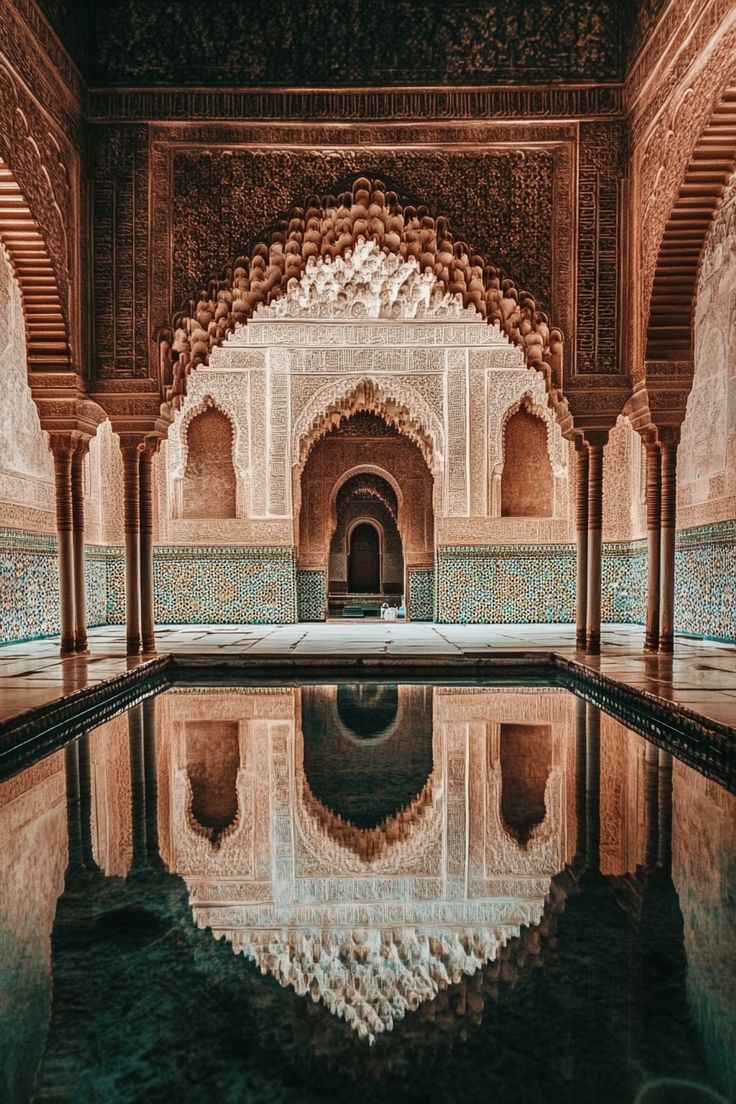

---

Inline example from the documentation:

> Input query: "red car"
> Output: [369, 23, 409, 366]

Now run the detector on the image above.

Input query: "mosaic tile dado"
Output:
[297, 570, 326, 621]
[675, 524, 736, 643]
[407, 568, 435, 622]
[0, 525, 733, 642]
[0, 530, 112, 644]
[436, 544, 577, 624]
[151, 546, 297, 625]
[601, 540, 647, 626]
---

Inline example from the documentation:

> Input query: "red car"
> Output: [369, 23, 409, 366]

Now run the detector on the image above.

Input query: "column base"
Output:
[644, 632, 660, 652]
[141, 639, 157, 655]
[126, 637, 142, 656]
[585, 633, 601, 655]
[60, 637, 77, 656]
[658, 634, 674, 654]
[575, 631, 587, 651]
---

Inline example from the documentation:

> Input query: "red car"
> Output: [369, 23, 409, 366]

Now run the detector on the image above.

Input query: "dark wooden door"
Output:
[348, 523, 380, 593]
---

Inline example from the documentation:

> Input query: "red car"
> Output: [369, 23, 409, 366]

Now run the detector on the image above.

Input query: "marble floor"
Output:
[0, 622, 735, 731]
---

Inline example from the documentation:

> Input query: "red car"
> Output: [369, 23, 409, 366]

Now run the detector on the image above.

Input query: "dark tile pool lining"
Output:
[0, 652, 734, 792]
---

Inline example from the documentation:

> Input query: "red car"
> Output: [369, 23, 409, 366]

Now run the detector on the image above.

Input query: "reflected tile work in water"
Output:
[0, 684, 734, 1104]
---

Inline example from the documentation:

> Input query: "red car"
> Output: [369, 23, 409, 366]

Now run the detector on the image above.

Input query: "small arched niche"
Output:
[500, 723, 552, 845]
[501, 403, 553, 517]
[182, 405, 236, 519]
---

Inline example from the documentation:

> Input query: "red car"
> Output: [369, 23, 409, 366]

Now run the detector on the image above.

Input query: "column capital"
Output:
[659, 425, 681, 450]
[118, 433, 147, 456]
[582, 429, 610, 450]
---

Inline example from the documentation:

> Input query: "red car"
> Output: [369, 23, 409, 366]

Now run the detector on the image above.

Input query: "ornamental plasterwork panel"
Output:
[435, 517, 573, 546]
[234, 319, 516, 349]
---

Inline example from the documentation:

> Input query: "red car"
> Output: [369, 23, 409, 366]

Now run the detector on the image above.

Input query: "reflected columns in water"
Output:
[64, 733, 99, 877]
[584, 702, 600, 873]
[574, 696, 587, 867]
[128, 696, 163, 872]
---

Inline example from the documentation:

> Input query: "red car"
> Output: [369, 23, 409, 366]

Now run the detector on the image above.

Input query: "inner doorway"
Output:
[329, 469, 404, 616]
[348, 522, 381, 593]
[297, 408, 435, 620]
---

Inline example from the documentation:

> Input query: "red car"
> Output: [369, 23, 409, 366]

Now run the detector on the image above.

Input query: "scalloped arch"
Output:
[292, 376, 442, 473]
[160, 176, 564, 406]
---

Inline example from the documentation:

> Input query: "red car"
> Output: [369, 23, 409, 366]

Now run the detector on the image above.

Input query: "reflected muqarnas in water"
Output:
[159, 685, 568, 1043]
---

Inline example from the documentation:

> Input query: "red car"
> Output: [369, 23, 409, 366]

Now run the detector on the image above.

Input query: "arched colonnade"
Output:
[3, 152, 736, 654]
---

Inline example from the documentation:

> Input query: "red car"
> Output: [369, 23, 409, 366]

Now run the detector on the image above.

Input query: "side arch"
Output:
[645, 84, 736, 366]
[0, 157, 72, 374]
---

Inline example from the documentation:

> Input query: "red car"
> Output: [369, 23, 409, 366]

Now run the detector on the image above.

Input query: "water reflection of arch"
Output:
[156, 690, 267, 878]
[295, 684, 443, 874]
[434, 687, 572, 881]
[300, 684, 433, 827]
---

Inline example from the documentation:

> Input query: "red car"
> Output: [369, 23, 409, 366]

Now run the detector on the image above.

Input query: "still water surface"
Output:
[0, 682, 734, 1103]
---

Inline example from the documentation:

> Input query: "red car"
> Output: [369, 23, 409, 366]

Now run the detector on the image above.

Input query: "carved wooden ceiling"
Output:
[36, 0, 651, 87]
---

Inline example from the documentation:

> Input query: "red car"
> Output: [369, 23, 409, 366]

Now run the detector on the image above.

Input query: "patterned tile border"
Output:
[436, 544, 578, 624]
[407, 568, 435, 622]
[0, 524, 733, 641]
[297, 570, 327, 621]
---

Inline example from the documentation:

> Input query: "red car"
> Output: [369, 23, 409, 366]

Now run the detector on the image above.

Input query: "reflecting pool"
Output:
[1, 683, 734, 1103]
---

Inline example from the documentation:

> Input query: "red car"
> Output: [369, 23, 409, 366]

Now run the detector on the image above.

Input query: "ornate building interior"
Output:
[0, 0, 734, 652]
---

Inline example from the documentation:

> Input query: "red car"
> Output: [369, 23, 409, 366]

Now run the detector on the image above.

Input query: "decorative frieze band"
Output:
[87, 85, 624, 124]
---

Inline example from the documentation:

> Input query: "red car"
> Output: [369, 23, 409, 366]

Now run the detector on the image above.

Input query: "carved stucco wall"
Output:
[679, 169, 736, 529]
[160, 310, 572, 552]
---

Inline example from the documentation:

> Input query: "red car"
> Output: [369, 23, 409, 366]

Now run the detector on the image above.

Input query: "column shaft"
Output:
[51, 437, 76, 655]
[644, 440, 662, 651]
[71, 440, 89, 653]
[121, 440, 143, 655]
[585, 439, 605, 655]
[139, 442, 157, 654]
[659, 432, 679, 653]
[575, 443, 589, 651]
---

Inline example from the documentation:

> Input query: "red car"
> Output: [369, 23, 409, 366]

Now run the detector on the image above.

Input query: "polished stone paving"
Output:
[0, 622, 735, 730]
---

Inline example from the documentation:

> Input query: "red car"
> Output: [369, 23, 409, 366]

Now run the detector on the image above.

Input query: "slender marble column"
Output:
[575, 441, 589, 651]
[71, 438, 89, 653]
[659, 428, 679, 653]
[139, 439, 158, 655]
[120, 437, 143, 656]
[644, 437, 662, 652]
[585, 433, 607, 655]
[50, 434, 76, 655]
